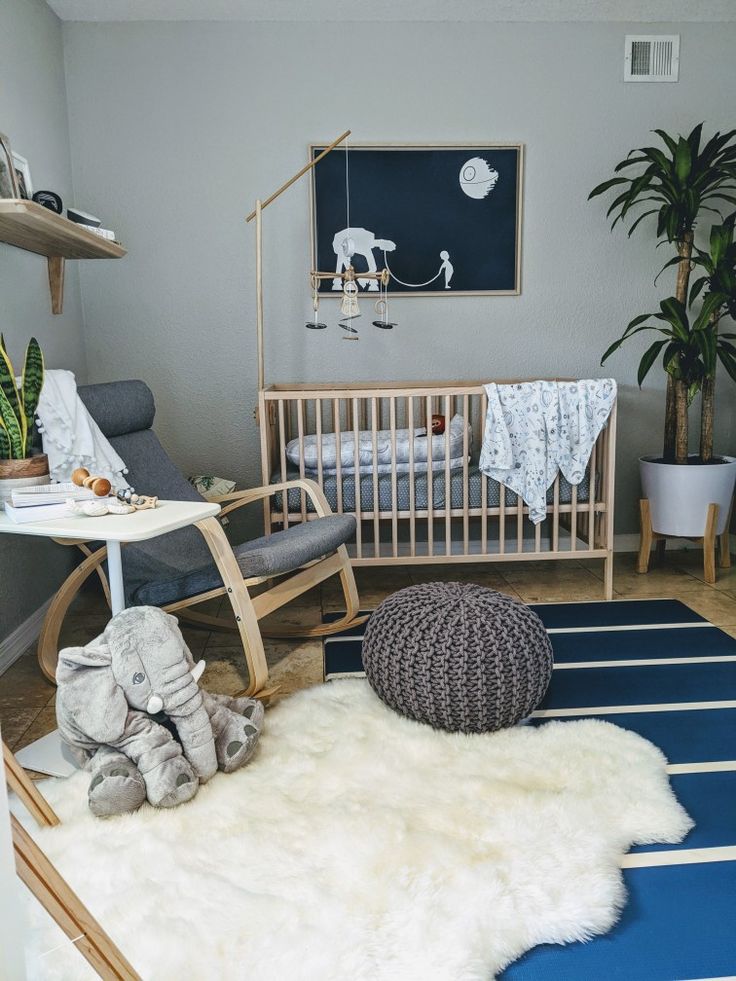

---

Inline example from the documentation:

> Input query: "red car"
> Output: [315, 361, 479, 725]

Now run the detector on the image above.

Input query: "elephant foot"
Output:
[146, 755, 198, 809]
[215, 701, 264, 773]
[88, 761, 146, 818]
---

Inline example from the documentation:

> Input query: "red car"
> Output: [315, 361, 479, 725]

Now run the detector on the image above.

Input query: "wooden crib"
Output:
[258, 380, 617, 598]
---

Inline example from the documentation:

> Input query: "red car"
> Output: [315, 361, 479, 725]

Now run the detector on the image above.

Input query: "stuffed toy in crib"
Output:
[56, 606, 264, 818]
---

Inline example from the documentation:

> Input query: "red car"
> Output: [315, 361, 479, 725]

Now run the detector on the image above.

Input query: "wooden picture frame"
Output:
[11, 152, 32, 200]
[309, 143, 524, 297]
[0, 134, 20, 200]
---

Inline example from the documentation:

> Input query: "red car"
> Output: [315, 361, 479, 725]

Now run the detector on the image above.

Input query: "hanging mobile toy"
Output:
[339, 276, 360, 337]
[304, 136, 389, 340]
[305, 273, 327, 329]
[372, 270, 397, 329]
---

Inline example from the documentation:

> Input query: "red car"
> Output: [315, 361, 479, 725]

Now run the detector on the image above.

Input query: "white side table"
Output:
[0, 500, 220, 776]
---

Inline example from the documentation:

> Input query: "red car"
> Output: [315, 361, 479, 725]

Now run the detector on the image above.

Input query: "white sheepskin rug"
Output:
[20, 681, 691, 980]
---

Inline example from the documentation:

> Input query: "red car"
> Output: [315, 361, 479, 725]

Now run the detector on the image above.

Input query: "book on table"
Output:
[10, 482, 96, 508]
[4, 502, 73, 524]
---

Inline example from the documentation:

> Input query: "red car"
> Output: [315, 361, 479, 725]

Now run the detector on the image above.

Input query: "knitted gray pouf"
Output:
[362, 582, 553, 733]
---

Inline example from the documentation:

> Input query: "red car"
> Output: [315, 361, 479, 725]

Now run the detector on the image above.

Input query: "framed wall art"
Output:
[0, 133, 19, 199]
[310, 143, 523, 297]
[11, 152, 32, 199]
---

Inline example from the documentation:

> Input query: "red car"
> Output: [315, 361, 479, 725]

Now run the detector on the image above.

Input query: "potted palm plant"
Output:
[0, 335, 47, 503]
[590, 124, 736, 538]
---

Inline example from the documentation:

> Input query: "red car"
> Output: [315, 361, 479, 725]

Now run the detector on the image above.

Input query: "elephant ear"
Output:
[164, 612, 196, 670]
[56, 641, 129, 745]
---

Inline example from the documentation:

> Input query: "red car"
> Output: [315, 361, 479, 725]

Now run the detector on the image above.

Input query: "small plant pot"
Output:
[640, 455, 736, 537]
[0, 454, 50, 504]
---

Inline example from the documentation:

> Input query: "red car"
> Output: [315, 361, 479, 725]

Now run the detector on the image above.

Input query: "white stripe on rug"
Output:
[532, 700, 736, 717]
[667, 761, 736, 774]
[323, 621, 715, 645]
[553, 656, 736, 669]
[621, 845, 736, 868]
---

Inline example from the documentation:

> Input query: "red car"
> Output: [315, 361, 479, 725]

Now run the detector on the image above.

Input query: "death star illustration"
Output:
[459, 157, 499, 199]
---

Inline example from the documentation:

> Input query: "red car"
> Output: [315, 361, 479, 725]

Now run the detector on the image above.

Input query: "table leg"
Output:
[17, 543, 128, 777]
[106, 539, 126, 616]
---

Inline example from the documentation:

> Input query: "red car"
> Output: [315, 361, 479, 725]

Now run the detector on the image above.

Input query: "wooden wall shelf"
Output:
[0, 199, 126, 314]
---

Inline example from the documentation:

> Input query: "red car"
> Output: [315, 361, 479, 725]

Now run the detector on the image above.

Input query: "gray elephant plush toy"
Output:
[56, 606, 264, 818]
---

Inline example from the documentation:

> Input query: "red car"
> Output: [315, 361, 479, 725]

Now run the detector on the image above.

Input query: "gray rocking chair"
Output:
[37, 380, 365, 696]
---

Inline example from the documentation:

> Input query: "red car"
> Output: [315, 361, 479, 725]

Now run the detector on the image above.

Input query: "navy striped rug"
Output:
[323, 598, 736, 979]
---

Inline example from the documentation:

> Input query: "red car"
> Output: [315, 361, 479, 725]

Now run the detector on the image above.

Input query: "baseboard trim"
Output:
[0, 598, 51, 676]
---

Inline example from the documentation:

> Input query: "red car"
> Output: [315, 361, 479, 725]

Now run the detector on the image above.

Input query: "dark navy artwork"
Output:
[310, 144, 522, 296]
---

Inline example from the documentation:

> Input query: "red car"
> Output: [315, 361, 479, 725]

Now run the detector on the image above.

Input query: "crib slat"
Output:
[499, 484, 505, 555]
[371, 397, 380, 558]
[462, 393, 469, 555]
[278, 399, 288, 530]
[535, 520, 541, 553]
[352, 397, 362, 558]
[588, 440, 597, 549]
[390, 397, 398, 558]
[315, 398, 323, 491]
[333, 398, 343, 514]
[481, 389, 489, 555]
[426, 395, 434, 557]
[570, 482, 578, 552]
[444, 394, 452, 558]
[516, 488, 523, 553]
[296, 398, 307, 522]
[552, 474, 560, 553]
[408, 396, 416, 557]
[604, 405, 617, 590]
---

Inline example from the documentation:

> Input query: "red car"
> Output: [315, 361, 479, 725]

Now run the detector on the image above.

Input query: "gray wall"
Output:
[60, 19, 736, 538]
[0, 0, 85, 640]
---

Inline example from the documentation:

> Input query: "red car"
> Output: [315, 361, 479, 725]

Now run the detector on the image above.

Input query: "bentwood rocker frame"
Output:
[37, 483, 364, 696]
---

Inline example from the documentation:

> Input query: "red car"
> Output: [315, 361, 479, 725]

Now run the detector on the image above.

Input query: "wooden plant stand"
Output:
[637, 498, 731, 585]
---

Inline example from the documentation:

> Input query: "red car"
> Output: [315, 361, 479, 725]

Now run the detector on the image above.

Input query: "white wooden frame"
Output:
[259, 379, 617, 599]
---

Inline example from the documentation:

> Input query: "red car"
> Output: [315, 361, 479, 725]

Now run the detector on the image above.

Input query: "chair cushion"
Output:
[234, 514, 356, 578]
[131, 514, 356, 607]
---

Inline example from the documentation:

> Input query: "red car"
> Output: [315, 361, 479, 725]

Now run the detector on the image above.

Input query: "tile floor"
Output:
[4, 549, 736, 756]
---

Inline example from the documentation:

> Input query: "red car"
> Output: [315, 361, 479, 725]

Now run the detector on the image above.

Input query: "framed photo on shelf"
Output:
[0, 133, 19, 199]
[310, 142, 524, 297]
[11, 152, 32, 199]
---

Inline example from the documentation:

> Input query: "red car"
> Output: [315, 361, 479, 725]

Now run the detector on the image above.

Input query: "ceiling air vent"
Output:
[624, 35, 680, 82]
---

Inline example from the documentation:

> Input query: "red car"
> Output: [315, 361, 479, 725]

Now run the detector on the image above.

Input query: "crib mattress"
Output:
[271, 464, 591, 516]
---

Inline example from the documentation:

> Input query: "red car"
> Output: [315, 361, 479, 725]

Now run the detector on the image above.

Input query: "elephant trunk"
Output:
[146, 659, 205, 714]
[159, 662, 217, 782]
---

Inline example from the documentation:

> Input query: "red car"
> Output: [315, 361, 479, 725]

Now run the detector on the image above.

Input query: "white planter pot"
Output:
[640, 455, 736, 537]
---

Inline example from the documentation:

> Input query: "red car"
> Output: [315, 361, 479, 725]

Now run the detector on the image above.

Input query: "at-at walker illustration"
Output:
[331, 226, 453, 291]
[332, 227, 396, 291]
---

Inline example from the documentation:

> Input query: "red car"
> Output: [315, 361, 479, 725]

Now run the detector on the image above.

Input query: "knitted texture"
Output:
[362, 582, 553, 733]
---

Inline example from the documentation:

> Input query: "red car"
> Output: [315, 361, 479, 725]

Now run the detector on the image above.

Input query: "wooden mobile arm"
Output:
[245, 130, 351, 222]
[311, 268, 389, 285]
[247, 129, 352, 391]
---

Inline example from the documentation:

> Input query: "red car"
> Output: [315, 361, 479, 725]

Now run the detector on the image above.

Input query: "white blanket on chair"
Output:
[479, 378, 616, 524]
[36, 369, 130, 487]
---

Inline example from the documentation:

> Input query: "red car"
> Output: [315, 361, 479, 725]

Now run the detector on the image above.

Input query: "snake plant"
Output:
[0, 335, 45, 460]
